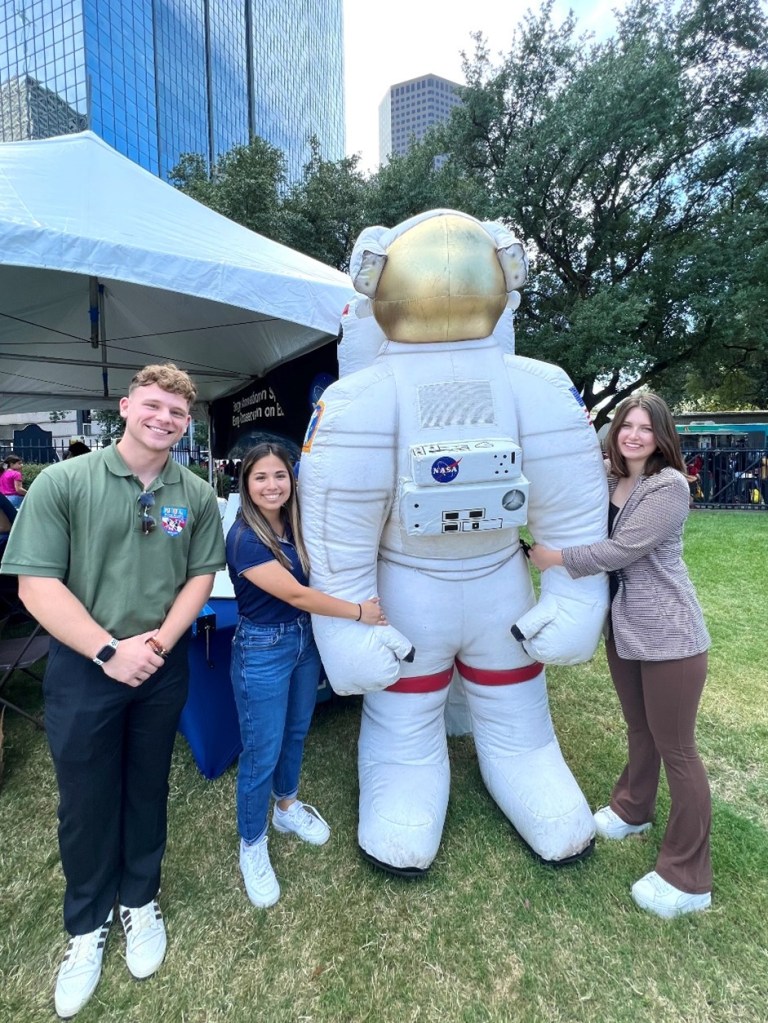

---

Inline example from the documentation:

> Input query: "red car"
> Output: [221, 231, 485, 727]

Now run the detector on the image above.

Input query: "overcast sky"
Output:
[342, 0, 630, 171]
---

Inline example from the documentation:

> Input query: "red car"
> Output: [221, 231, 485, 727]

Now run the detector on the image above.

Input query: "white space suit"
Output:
[299, 210, 608, 873]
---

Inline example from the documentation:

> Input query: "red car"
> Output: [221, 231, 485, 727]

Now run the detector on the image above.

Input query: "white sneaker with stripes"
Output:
[119, 898, 166, 979]
[54, 910, 113, 1019]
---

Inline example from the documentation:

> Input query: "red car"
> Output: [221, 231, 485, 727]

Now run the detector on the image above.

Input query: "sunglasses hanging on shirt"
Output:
[137, 491, 156, 535]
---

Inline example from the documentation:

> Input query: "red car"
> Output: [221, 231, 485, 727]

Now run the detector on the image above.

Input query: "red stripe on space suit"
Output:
[386, 661, 543, 693]
[456, 660, 543, 685]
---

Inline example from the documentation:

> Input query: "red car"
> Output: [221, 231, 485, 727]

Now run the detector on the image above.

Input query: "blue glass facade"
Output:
[0, 0, 345, 179]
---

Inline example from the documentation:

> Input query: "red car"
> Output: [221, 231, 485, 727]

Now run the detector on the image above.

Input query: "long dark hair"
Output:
[237, 443, 310, 573]
[605, 393, 687, 478]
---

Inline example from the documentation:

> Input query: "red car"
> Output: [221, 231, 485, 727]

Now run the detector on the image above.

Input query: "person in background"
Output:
[0, 454, 27, 508]
[686, 452, 703, 503]
[64, 439, 92, 459]
[0, 491, 15, 553]
[529, 393, 712, 919]
[226, 442, 387, 908]
[0, 364, 226, 1018]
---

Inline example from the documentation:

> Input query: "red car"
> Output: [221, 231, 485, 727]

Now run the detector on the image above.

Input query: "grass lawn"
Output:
[1, 510, 766, 1022]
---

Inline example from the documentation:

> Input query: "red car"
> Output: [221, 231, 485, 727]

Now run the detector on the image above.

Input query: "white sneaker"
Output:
[593, 805, 652, 840]
[272, 801, 331, 846]
[631, 871, 711, 919]
[119, 899, 166, 979]
[240, 836, 280, 908]
[54, 911, 113, 1019]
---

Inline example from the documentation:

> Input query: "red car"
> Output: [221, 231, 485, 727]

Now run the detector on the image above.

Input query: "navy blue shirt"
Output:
[226, 517, 307, 624]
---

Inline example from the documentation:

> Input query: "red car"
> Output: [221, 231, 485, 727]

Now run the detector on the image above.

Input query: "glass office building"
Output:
[0, 0, 344, 180]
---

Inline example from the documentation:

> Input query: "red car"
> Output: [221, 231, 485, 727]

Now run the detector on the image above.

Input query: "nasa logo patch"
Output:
[431, 456, 461, 483]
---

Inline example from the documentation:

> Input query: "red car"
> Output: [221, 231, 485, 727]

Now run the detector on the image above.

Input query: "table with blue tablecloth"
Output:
[179, 499, 332, 779]
[180, 595, 242, 780]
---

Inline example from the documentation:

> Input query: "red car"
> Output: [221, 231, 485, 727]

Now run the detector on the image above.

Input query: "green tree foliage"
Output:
[171, 136, 374, 272]
[366, 136, 491, 227]
[438, 0, 768, 424]
[281, 137, 370, 271]
[166, 1, 767, 421]
[91, 409, 123, 440]
[169, 137, 288, 243]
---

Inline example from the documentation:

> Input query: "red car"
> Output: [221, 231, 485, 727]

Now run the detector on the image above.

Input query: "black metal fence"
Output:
[2, 438, 208, 467]
[4, 439, 766, 510]
[681, 447, 767, 510]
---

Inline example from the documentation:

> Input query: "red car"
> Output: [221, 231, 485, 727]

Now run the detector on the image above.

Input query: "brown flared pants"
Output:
[605, 637, 712, 894]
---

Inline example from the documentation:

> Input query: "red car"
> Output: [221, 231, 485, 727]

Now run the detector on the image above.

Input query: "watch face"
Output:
[97, 644, 117, 663]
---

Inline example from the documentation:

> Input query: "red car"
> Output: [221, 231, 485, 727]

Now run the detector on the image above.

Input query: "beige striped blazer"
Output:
[561, 467, 710, 661]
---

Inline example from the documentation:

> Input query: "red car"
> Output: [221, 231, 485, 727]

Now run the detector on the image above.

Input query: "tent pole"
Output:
[88, 276, 99, 348]
[207, 406, 213, 486]
[98, 282, 109, 397]
[89, 276, 109, 396]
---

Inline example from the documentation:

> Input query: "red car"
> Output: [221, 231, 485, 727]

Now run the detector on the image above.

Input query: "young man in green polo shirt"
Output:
[1, 363, 226, 1018]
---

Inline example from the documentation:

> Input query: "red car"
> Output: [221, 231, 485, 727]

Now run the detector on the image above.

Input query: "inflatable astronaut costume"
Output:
[299, 210, 609, 873]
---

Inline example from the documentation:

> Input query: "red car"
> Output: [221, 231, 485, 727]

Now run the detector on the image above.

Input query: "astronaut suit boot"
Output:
[299, 210, 609, 875]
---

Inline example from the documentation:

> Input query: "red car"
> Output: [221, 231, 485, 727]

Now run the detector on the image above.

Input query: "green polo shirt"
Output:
[0, 445, 226, 637]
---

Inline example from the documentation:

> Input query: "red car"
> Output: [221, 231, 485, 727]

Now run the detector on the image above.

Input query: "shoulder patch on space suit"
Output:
[568, 385, 593, 425]
[302, 400, 325, 453]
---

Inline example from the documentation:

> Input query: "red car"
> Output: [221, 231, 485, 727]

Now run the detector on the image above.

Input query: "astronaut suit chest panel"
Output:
[377, 339, 529, 561]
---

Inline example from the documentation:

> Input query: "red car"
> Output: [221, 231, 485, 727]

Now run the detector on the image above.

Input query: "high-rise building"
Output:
[0, 1, 344, 180]
[0, 74, 87, 142]
[379, 73, 462, 164]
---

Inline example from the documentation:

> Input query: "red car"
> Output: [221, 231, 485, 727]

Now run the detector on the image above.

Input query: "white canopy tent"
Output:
[0, 132, 355, 414]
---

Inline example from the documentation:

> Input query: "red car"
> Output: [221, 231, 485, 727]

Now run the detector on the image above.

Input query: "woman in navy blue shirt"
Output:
[226, 442, 386, 908]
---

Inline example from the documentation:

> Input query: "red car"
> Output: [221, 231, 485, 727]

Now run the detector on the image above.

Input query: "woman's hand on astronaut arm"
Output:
[243, 561, 389, 625]
[527, 544, 564, 571]
[358, 596, 389, 626]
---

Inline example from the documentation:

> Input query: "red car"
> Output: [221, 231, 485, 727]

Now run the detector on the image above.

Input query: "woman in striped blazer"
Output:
[529, 393, 712, 919]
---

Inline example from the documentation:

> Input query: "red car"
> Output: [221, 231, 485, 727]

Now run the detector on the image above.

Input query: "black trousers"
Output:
[43, 637, 189, 935]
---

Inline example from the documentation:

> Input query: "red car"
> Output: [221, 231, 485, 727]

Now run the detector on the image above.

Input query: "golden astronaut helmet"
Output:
[349, 210, 528, 344]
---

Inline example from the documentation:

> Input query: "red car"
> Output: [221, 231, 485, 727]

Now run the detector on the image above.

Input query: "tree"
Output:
[367, 135, 491, 228]
[91, 409, 124, 440]
[171, 135, 374, 271]
[668, 136, 768, 410]
[440, 0, 768, 425]
[169, 136, 288, 243]
[281, 137, 370, 271]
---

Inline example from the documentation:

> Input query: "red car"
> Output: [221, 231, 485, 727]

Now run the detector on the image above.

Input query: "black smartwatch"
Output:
[93, 638, 119, 666]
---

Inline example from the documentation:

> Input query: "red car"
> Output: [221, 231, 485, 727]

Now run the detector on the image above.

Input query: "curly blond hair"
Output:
[129, 363, 197, 405]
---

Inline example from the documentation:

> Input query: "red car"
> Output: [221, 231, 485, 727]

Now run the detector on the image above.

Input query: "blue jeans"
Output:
[231, 614, 322, 843]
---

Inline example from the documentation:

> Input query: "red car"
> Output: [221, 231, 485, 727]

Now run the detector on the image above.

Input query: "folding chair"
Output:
[0, 493, 18, 618]
[0, 616, 48, 728]
[0, 496, 49, 727]
[0, 563, 49, 728]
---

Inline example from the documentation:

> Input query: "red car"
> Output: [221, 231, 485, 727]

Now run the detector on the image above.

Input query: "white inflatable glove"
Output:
[511, 570, 607, 665]
[312, 617, 416, 696]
